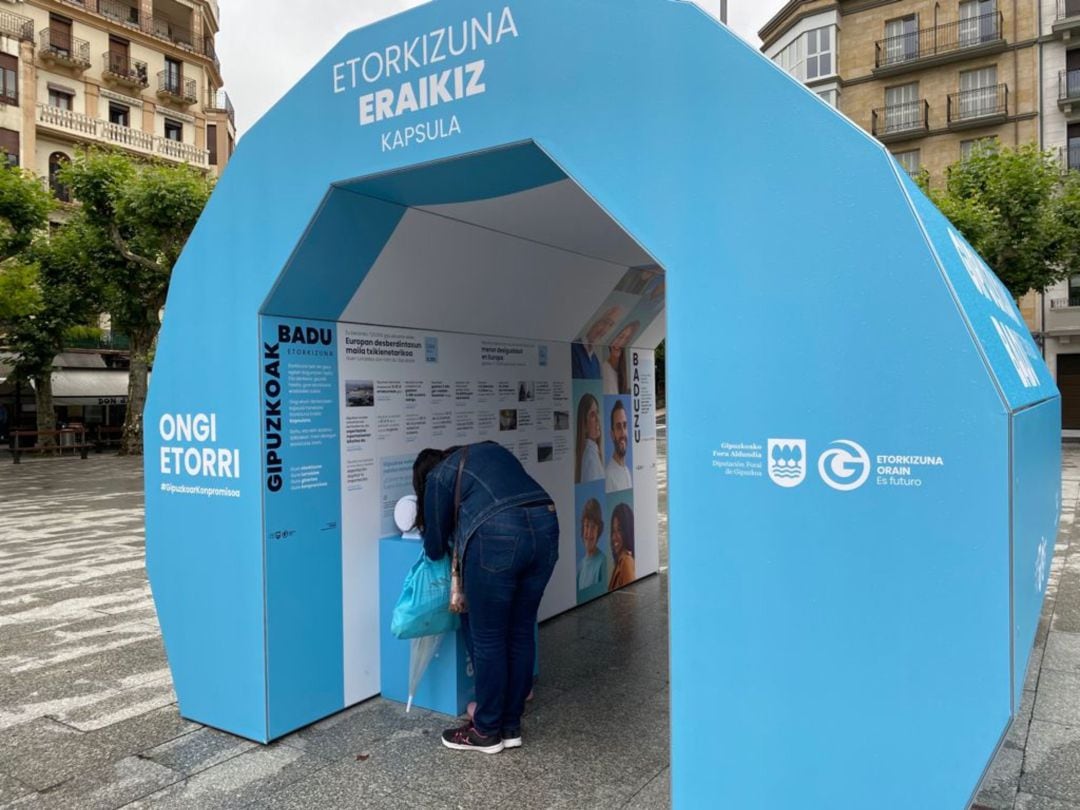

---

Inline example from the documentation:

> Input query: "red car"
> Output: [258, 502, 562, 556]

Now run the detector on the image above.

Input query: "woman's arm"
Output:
[421, 463, 455, 560]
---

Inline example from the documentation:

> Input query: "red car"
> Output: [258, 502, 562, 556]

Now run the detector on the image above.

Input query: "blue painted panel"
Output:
[1012, 398, 1062, 706]
[263, 191, 406, 323]
[379, 537, 473, 716]
[900, 173, 1057, 411]
[145, 0, 1063, 805]
[145, 169, 271, 740]
[261, 316, 345, 738]
[340, 141, 565, 206]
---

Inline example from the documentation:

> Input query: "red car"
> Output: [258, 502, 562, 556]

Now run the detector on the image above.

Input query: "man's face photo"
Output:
[611, 405, 628, 459]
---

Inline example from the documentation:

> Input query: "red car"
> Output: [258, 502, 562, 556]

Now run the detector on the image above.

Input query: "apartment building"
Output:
[762, 1, 1040, 183]
[1038, 1, 1080, 434]
[759, 0, 1080, 429]
[0, 0, 234, 191]
[0, 0, 234, 437]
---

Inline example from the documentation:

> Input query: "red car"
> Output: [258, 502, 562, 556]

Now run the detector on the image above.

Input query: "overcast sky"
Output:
[216, 1, 787, 135]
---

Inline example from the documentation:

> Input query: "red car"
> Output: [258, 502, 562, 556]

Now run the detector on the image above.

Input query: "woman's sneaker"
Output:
[441, 723, 504, 753]
[502, 728, 522, 749]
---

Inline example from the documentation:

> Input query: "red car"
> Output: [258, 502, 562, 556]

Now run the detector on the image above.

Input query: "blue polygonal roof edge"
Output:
[142, 0, 1057, 801]
[892, 168, 1058, 412]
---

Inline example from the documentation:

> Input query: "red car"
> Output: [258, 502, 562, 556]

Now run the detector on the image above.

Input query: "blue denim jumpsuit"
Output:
[421, 442, 559, 737]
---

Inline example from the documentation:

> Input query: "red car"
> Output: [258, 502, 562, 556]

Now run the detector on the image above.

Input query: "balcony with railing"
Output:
[152, 17, 194, 51]
[1054, 0, 1080, 35]
[155, 136, 206, 164]
[156, 71, 197, 105]
[872, 100, 930, 143]
[37, 103, 97, 136]
[1047, 292, 1080, 332]
[39, 29, 91, 71]
[98, 0, 141, 27]
[49, 0, 218, 66]
[35, 103, 210, 168]
[1061, 70, 1080, 116]
[875, 12, 1005, 75]
[0, 10, 34, 41]
[102, 53, 148, 89]
[205, 89, 234, 126]
[947, 84, 1009, 129]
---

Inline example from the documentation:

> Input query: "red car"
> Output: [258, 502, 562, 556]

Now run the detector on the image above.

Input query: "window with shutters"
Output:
[164, 57, 181, 95]
[805, 27, 833, 80]
[884, 15, 918, 66]
[109, 103, 129, 127]
[0, 54, 17, 105]
[49, 152, 70, 201]
[207, 123, 218, 165]
[884, 82, 920, 134]
[893, 150, 920, 176]
[164, 118, 182, 141]
[957, 66, 998, 119]
[48, 15, 72, 55]
[960, 136, 997, 161]
[0, 128, 18, 166]
[48, 88, 73, 110]
[1069, 123, 1080, 173]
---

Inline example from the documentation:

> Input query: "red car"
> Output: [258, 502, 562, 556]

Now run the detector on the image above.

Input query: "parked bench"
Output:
[9, 429, 91, 463]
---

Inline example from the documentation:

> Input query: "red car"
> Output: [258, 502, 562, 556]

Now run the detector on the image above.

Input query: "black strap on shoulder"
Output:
[451, 445, 469, 533]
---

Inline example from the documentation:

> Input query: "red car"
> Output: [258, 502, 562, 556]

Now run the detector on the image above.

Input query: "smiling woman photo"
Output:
[608, 503, 636, 591]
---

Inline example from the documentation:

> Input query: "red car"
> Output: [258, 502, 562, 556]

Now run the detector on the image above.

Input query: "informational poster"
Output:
[570, 266, 663, 605]
[335, 317, 659, 703]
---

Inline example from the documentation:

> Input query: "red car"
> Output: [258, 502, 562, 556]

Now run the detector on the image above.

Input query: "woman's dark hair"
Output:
[574, 393, 600, 483]
[412, 448, 449, 532]
[611, 503, 635, 557]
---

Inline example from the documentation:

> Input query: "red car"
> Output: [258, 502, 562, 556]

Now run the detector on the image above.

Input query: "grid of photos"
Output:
[570, 265, 660, 605]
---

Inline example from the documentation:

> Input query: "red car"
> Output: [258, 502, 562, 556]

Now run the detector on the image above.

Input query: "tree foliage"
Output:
[0, 162, 52, 263]
[0, 262, 41, 327]
[930, 143, 1080, 298]
[59, 149, 213, 455]
[9, 217, 105, 373]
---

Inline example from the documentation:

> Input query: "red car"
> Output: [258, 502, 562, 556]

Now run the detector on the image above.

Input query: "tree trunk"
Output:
[119, 324, 156, 456]
[33, 370, 56, 452]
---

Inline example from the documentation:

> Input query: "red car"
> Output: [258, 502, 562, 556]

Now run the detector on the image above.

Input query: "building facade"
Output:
[761, 0, 1080, 432]
[0, 0, 234, 441]
[762, 0, 1041, 183]
[1039, 0, 1080, 435]
[0, 0, 234, 187]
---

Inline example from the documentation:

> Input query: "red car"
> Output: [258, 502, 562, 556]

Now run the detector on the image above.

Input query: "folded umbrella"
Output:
[406, 633, 446, 713]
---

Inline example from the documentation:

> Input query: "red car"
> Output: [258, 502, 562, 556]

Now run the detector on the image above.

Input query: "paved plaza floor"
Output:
[0, 440, 1078, 809]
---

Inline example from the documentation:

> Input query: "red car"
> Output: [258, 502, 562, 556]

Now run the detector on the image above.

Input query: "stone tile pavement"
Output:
[973, 446, 1080, 810]
[0, 451, 670, 810]
[0, 440, 1078, 809]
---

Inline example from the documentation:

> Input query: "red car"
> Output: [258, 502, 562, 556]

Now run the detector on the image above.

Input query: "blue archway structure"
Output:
[145, 1, 1062, 807]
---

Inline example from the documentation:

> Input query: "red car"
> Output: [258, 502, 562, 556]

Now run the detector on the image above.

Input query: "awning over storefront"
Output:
[30, 370, 132, 405]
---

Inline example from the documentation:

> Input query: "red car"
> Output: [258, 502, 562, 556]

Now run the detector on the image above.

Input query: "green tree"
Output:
[0, 162, 54, 444]
[61, 150, 214, 456]
[0, 262, 40, 326]
[0, 159, 52, 263]
[930, 143, 1080, 298]
[6, 218, 105, 445]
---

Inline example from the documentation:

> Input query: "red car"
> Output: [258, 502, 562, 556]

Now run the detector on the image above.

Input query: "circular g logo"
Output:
[818, 440, 870, 492]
